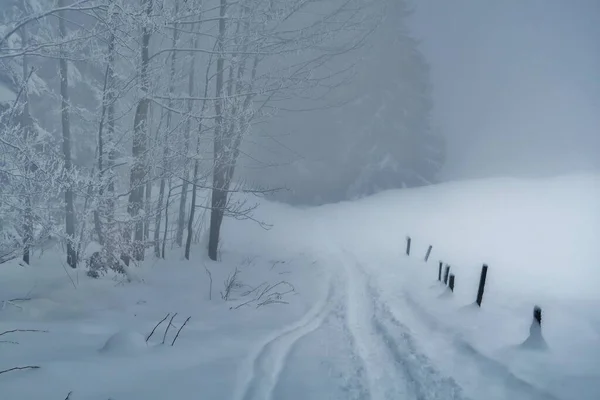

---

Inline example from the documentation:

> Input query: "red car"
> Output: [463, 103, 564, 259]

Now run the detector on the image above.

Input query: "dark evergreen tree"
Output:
[256, 0, 444, 204]
[343, 4, 445, 199]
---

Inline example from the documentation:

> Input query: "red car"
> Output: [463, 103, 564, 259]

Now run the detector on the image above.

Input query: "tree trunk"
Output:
[104, 20, 118, 261]
[185, 138, 200, 260]
[19, 28, 33, 265]
[93, 59, 112, 247]
[184, 24, 211, 261]
[144, 179, 152, 241]
[162, 178, 172, 259]
[58, 1, 77, 268]
[104, 16, 117, 253]
[22, 197, 32, 265]
[208, 0, 228, 261]
[153, 174, 166, 257]
[153, 0, 179, 254]
[153, 109, 166, 258]
[176, 41, 196, 247]
[124, 0, 153, 265]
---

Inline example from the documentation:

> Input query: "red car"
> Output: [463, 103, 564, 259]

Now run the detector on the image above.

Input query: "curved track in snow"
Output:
[341, 252, 467, 400]
[238, 277, 339, 400]
[237, 249, 468, 400]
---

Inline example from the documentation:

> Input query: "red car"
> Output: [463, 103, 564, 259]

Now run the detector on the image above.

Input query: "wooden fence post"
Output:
[476, 264, 488, 307]
[449, 274, 455, 292]
[424, 245, 432, 262]
[438, 261, 443, 281]
[522, 305, 547, 349]
[443, 265, 450, 285]
[406, 236, 411, 256]
[533, 306, 542, 326]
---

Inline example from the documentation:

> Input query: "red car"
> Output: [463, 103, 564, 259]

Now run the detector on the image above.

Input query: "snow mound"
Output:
[521, 311, 549, 351]
[99, 330, 147, 355]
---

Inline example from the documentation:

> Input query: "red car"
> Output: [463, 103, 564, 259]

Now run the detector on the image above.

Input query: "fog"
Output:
[238, 0, 600, 203]
[1, 0, 598, 262]
[1, 3, 599, 396]
[411, 0, 600, 180]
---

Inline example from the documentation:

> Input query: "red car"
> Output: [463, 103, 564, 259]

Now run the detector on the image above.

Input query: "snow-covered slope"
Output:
[1, 174, 598, 399]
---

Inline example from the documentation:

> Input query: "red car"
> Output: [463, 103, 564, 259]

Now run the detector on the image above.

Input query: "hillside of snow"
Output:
[1, 174, 598, 399]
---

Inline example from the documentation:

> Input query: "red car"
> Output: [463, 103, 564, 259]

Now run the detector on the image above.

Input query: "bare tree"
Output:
[175, 22, 198, 248]
[123, 0, 153, 265]
[58, 0, 77, 269]
[205, 0, 384, 261]
[18, 26, 34, 265]
[0, 0, 385, 269]
[207, 0, 228, 261]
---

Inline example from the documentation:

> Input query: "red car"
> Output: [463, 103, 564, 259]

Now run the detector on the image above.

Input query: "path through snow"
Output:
[237, 245, 468, 400]
[236, 238, 568, 400]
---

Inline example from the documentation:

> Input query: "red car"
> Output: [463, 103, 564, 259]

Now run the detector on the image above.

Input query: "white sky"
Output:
[410, 0, 600, 180]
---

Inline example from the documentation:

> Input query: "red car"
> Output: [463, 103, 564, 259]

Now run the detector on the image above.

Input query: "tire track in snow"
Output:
[341, 254, 468, 400]
[341, 257, 414, 399]
[365, 282, 467, 400]
[329, 303, 373, 399]
[271, 305, 372, 400]
[237, 276, 338, 400]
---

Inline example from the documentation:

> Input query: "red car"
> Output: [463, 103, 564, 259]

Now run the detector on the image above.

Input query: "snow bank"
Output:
[304, 173, 599, 400]
[0, 243, 325, 398]
[307, 173, 600, 302]
[99, 330, 147, 355]
[0, 173, 596, 399]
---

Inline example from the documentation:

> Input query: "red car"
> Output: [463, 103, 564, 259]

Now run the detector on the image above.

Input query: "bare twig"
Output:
[232, 298, 256, 310]
[203, 262, 213, 301]
[234, 281, 296, 310]
[60, 260, 77, 289]
[162, 313, 178, 344]
[0, 365, 40, 375]
[171, 316, 191, 346]
[221, 268, 243, 301]
[7, 298, 31, 302]
[241, 282, 268, 298]
[257, 299, 289, 308]
[146, 313, 170, 342]
[2, 301, 22, 310]
[270, 260, 284, 270]
[0, 329, 48, 337]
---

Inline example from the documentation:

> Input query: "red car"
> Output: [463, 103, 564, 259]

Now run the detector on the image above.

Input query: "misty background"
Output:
[242, 0, 600, 204]
[2, 0, 598, 265]
[411, 0, 600, 181]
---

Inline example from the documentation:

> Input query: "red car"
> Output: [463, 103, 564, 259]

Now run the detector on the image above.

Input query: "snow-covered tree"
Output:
[344, 9, 444, 198]
[0, 0, 399, 271]
[203, 0, 386, 260]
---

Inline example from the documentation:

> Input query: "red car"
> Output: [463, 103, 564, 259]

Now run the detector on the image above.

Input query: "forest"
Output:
[0, 0, 441, 272]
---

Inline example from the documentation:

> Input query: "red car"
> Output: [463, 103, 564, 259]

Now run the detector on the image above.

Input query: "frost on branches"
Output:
[1, 0, 391, 269]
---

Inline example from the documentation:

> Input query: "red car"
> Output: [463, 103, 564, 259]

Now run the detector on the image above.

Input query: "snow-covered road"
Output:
[2, 175, 598, 399]
[237, 246, 465, 400]
[237, 244, 563, 400]
[0, 243, 580, 400]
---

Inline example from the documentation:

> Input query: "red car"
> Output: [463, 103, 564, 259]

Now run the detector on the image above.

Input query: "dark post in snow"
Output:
[406, 236, 411, 256]
[438, 261, 443, 281]
[449, 274, 455, 292]
[476, 264, 489, 307]
[533, 306, 542, 326]
[521, 305, 547, 349]
[424, 245, 433, 262]
[443, 265, 450, 285]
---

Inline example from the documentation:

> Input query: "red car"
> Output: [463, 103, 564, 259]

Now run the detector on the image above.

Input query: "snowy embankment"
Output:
[300, 173, 600, 400]
[1, 174, 598, 399]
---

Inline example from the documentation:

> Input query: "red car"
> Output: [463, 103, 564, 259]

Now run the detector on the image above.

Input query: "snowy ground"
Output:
[1, 174, 598, 399]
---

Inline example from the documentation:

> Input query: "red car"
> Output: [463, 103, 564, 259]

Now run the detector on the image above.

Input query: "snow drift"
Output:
[0, 173, 598, 399]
